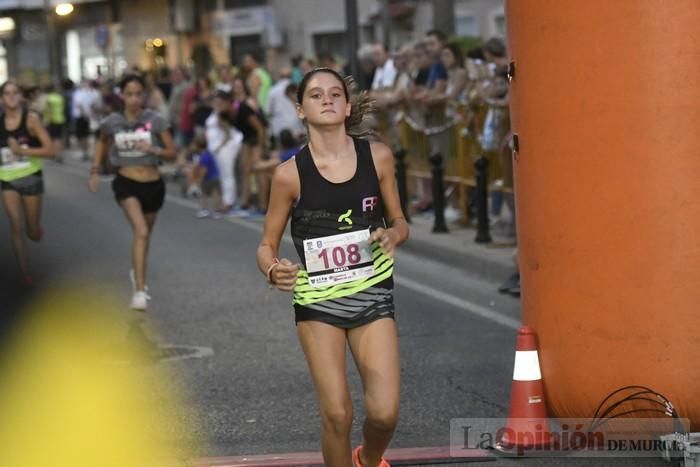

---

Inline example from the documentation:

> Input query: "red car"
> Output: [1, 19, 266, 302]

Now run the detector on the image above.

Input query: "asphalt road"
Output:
[0, 157, 669, 467]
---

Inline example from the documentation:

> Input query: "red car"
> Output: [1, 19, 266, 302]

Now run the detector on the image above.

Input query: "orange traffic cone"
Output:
[496, 325, 551, 454]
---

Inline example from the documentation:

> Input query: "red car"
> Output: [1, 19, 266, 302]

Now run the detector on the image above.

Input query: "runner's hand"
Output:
[88, 173, 100, 193]
[7, 137, 21, 154]
[271, 258, 300, 292]
[370, 227, 398, 258]
[135, 140, 153, 154]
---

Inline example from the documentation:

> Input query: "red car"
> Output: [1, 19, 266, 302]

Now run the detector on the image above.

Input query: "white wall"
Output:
[271, 0, 378, 57]
[454, 0, 505, 38]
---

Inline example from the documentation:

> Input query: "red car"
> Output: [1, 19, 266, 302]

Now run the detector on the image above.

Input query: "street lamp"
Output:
[55, 3, 74, 16]
[44, 1, 74, 85]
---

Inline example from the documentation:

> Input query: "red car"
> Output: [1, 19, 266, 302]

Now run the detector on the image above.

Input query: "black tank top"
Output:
[290, 137, 395, 323]
[0, 109, 41, 148]
[291, 137, 387, 263]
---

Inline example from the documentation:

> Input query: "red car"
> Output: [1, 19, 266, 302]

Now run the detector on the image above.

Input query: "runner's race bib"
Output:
[114, 131, 152, 158]
[304, 229, 375, 288]
[0, 146, 31, 170]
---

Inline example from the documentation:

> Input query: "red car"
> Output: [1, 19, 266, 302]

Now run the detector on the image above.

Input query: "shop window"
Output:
[229, 34, 262, 66]
[313, 32, 347, 58]
[455, 14, 479, 38]
[224, 0, 267, 9]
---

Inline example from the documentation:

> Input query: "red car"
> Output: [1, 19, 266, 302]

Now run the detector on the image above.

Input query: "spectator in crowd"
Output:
[252, 128, 300, 174]
[191, 76, 214, 137]
[168, 66, 191, 148]
[438, 42, 468, 106]
[376, 45, 414, 148]
[498, 251, 520, 297]
[176, 79, 198, 170]
[356, 44, 376, 91]
[43, 83, 66, 162]
[290, 54, 305, 85]
[145, 73, 169, 121]
[425, 29, 448, 93]
[97, 80, 121, 119]
[25, 86, 44, 116]
[265, 66, 291, 140]
[242, 53, 272, 111]
[215, 63, 236, 93]
[412, 41, 432, 88]
[72, 80, 100, 161]
[478, 66, 512, 236]
[483, 37, 509, 69]
[231, 76, 267, 214]
[318, 53, 344, 75]
[205, 90, 243, 214]
[156, 66, 172, 101]
[61, 79, 74, 149]
[370, 43, 397, 91]
[266, 69, 305, 144]
[186, 135, 222, 219]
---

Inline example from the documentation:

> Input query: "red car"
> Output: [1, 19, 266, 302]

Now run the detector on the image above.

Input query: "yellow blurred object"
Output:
[0, 289, 196, 467]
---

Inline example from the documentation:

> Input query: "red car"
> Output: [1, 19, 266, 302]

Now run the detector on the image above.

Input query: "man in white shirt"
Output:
[72, 80, 101, 160]
[265, 67, 305, 144]
[370, 43, 397, 91]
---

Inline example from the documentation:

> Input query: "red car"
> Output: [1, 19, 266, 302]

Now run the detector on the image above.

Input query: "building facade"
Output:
[0, 0, 505, 84]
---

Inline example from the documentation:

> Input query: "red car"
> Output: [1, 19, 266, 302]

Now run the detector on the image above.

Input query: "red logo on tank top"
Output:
[362, 196, 378, 212]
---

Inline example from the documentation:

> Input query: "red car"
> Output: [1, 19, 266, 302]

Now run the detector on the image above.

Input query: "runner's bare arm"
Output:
[135, 129, 177, 160]
[17, 111, 55, 158]
[257, 159, 301, 291]
[156, 129, 177, 160]
[369, 142, 409, 256]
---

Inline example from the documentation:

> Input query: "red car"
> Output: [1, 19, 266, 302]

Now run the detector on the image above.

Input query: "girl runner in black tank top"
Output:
[291, 137, 395, 328]
[257, 68, 409, 466]
[0, 80, 54, 287]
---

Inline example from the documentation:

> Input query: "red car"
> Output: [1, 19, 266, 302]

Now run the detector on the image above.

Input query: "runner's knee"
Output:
[26, 225, 41, 241]
[10, 222, 24, 238]
[321, 402, 353, 436]
[134, 224, 150, 241]
[365, 403, 398, 432]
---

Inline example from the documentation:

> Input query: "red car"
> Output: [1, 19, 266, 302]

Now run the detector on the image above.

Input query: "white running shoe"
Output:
[186, 185, 202, 198]
[195, 209, 211, 219]
[130, 290, 151, 311]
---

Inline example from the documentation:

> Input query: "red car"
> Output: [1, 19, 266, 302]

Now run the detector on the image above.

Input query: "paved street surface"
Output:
[0, 157, 668, 467]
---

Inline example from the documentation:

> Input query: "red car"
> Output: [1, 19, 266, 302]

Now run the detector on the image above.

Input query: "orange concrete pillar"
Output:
[506, 0, 700, 427]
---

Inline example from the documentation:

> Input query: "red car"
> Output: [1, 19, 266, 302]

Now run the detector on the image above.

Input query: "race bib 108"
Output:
[304, 229, 375, 288]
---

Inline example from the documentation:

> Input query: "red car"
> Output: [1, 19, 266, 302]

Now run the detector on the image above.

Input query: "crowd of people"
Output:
[14, 32, 512, 223]
[2, 30, 516, 293]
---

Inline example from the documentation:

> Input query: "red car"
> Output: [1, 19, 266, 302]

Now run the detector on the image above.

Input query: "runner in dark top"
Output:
[0, 80, 54, 286]
[257, 68, 409, 467]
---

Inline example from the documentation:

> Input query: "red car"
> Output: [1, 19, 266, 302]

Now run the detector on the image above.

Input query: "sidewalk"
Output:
[402, 213, 516, 283]
[59, 150, 515, 284]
